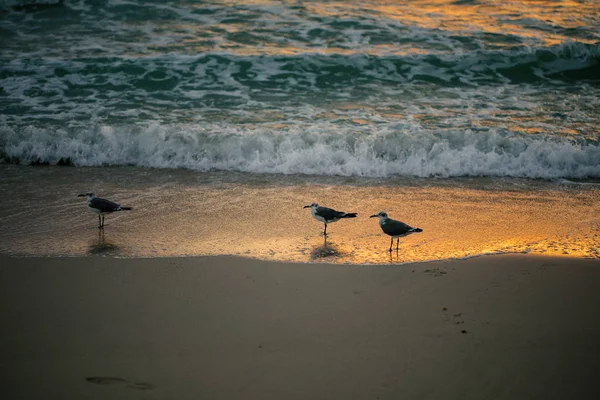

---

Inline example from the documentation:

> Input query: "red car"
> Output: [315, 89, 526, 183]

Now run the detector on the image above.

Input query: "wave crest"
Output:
[2, 123, 599, 179]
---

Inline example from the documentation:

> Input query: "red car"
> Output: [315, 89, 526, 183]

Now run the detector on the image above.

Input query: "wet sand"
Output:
[1, 254, 599, 400]
[1, 165, 599, 263]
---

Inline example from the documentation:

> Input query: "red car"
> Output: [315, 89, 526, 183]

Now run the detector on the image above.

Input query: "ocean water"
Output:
[0, 0, 599, 262]
[1, 0, 599, 178]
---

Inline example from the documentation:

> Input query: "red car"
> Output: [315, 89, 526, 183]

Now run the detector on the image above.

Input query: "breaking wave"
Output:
[2, 123, 599, 179]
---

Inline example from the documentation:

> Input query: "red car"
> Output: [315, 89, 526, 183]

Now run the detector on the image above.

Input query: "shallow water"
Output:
[1, 165, 598, 263]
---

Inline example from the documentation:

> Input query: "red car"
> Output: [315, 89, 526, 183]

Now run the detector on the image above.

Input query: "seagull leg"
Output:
[323, 223, 327, 236]
[396, 238, 400, 252]
[98, 215, 102, 228]
[389, 237, 393, 252]
[102, 215, 105, 228]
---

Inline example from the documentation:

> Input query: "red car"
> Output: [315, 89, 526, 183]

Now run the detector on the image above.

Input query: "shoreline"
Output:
[1, 249, 597, 265]
[2, 254, 599, 399]
[1, 165, 599, 263]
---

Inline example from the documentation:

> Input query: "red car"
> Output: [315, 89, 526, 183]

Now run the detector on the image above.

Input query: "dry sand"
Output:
[1, 254, 599, 400]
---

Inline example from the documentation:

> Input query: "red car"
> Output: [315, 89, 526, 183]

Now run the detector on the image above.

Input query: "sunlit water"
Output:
[0, 165, 598, 263]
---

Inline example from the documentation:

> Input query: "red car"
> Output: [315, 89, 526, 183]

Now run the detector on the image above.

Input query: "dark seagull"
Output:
[370, 211, 422, 252]
[78, 192, 132, 228]
[304, 203, 357, 236]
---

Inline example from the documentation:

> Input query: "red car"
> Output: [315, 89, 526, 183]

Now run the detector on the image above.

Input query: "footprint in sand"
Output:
[86, 377, 154, 391]
[128, 382, 155, 391]
[86, 377, 128, 385]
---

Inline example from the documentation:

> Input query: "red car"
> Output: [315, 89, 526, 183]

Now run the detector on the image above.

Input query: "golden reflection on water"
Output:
[170, 0, 596, 56]
[328, 0, 596, 47]
[1, 167, 599, 264]
[114, 180, 600, 264]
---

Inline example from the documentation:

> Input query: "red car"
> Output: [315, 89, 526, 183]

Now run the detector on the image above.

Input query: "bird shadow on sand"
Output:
[87, 229, 120, 256]
[310, 237, 343, 260]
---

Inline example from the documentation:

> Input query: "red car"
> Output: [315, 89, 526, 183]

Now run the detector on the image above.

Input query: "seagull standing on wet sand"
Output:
[304, 203, 357, 236]
[78, 192, 132, 228]
[370, 211, 422, 252]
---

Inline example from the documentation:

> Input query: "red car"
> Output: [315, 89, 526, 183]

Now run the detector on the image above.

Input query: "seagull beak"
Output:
[303, 205, 311, 208]
[369, 214, 378, 218]
[77, 194, 85, 197]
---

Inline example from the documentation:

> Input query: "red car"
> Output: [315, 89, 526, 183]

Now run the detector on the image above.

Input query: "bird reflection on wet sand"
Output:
[387, 248, 403, 264]
[310, 236, 343, 260]
[88, 230, 120, 256]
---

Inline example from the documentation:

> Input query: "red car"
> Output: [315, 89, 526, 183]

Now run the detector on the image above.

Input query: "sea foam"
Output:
[2, 123, 599, 179]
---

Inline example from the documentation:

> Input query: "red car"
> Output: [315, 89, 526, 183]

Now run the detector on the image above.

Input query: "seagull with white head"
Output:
[304, 203, 357, 236]
[370, 211, 422, 252]
[78, 192, 132, 228]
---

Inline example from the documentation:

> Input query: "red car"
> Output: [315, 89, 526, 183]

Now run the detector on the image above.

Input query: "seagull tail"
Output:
[412, 227, 423, 233]
[119, 207, 133, 211]
[342, 213, 358, 218]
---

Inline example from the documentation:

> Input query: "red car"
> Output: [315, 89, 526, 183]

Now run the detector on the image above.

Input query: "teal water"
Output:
[0, 0, 599, 178]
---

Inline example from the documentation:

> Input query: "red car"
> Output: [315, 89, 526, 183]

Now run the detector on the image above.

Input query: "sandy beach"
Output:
[2, 1, 599, 399]
[1, 254, 599, 400]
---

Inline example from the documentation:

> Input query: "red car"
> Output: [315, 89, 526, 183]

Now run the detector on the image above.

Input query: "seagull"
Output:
[304, 203, 357, 236]
[370, 211, 422, 252]
[78, 192, 132, 228]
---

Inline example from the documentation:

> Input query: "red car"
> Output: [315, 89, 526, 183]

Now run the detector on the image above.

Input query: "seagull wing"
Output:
[90, 197, 122, 212]
[315, 206, 346, 221]
[381, 219, 415, 237]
